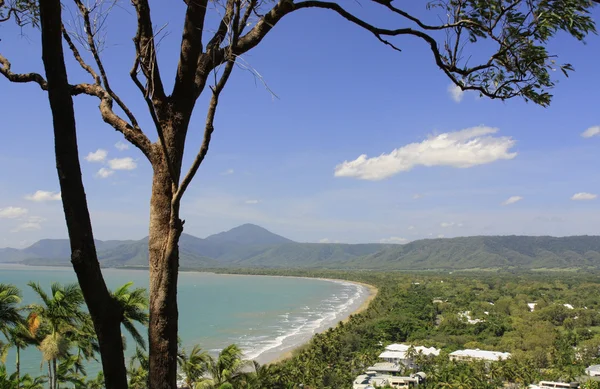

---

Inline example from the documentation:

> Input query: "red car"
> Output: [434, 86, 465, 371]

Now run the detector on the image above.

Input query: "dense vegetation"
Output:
[4, 270, 600, 388]
[3, 225, 600, 271]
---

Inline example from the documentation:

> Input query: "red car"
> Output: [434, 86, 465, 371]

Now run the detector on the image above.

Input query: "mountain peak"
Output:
[204, 224, 294, 246]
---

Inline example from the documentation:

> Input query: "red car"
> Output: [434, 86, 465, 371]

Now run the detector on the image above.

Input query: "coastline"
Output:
[2, 264, 378, 366]
[261, 278, 378, 365]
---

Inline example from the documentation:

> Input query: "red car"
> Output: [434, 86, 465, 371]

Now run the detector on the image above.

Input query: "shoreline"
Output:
[2, 264, 378, 365]
[262, 278, 378, 365]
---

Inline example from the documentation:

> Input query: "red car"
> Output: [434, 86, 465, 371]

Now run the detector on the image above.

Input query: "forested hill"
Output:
[2, 224, 600, 270]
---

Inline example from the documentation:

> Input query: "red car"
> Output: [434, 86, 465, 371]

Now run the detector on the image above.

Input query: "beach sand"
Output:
[259, 279, 378, 365]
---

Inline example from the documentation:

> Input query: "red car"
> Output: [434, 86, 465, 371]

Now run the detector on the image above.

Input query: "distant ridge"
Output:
[2, 225, 600, 270]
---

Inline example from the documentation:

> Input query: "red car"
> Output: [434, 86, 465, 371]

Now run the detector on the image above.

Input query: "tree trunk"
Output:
[52, 358, 57, 389]
[148, 157, 183, 389]
[38, 1, 128, 389]
[16, 346, 20, 389]
[47, 361, 52, 389]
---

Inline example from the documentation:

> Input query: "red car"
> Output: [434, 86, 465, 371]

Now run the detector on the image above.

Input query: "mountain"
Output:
[346, 235, 600, 270]
[3, 225, 600, 270]
[204, 224, 293, 246]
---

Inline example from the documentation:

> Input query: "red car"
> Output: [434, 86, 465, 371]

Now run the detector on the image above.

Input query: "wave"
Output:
[240, 281, 367, 361]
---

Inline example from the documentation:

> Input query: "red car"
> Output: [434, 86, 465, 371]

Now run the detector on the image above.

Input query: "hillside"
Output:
[2, 224, 600, 270]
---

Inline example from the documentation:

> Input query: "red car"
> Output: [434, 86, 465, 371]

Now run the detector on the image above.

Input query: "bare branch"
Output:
[71, 82, 153, 160]
[171, 0, 210, 101]
[174, 59, 235, 205]
[61, 24, 101, 85]
[130, 57, 178, 184]
[0, 54, 47, 89]
[73, 0, 141, 131]
[131, 0, 167, 111]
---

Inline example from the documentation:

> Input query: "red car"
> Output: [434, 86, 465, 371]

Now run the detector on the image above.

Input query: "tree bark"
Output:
[148, 154, 183, 389]
[38, 1, 128, 389]
[16, 347, 20, 389]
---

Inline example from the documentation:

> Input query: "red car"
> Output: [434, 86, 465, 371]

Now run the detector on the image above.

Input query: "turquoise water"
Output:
[0, 265, 366, 377]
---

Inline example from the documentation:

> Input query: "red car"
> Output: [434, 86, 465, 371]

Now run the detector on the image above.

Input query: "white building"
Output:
[378, 344, 440, 370]
[458, 311, 485, 324]
[353, 373, 389, 389]
[449, 349, 511, 362]
[586, 364, 600, 376]
[528, 381, 579, 389]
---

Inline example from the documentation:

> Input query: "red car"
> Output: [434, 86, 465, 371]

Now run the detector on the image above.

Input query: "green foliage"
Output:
[427, 0, 597, 106]
[111, 282, 149, 350]
[0, 284, 22, 336]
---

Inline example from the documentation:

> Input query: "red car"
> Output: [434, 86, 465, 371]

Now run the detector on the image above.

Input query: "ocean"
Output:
[0, 265, 368, 377]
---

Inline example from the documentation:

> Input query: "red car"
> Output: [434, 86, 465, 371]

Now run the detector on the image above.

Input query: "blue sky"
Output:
[0, 2, 599, 248]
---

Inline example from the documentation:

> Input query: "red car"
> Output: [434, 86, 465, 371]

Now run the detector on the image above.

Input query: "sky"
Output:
[0, 2, 599, 248]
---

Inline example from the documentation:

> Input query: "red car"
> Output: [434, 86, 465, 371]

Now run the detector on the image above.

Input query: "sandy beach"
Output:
[258, 278, 378, 365]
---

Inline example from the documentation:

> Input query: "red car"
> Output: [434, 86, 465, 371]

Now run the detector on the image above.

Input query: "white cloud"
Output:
[440, 222, 463, 228]
[448, 83, 464, 103]
[334, 126, 517, 180]
[0, 207, 28, 219]
[408, 225, 415, 230]
[96, 168, 114, 178]
[25, 190, 61, 202]
[108, 157, 137, 170]
[115, 141, 130, 151]
[437, 234, 445, 238]
[222, 169, 235, 175]
[85, 149, 108, 163]
[11, 222, 42, 232]
[571, 192, 597, 201]
[412, 193, 424, 200]
[245, 199, 260, 205]
[581, 126, 600, 138]
[502, 196, 523, 206]
[380, 237, 409, 244]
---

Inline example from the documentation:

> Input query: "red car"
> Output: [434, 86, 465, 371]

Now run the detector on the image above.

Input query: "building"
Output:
[378, 344, 440, 370]
[449, 349, 511, 362]
[528, 381, 579, 389]
[586, 364, 600, 376]
[352, 373, 389, 389]
[353, 372, 425, 389]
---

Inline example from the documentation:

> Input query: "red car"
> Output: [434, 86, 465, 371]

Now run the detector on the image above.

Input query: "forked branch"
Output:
[174, 58, 235, 205]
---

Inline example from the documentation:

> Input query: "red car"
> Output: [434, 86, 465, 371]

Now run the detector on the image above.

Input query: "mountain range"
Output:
[2, 224, 600, 270]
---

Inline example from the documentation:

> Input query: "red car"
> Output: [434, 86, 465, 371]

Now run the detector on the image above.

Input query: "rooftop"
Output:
[449, 349, 511, 361]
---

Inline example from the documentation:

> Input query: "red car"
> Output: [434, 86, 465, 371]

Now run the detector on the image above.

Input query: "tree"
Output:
[26, 283, 88, 389]
[0, 284, 22, 335]
[198, 344, 249, 389]
[177, 345, 210, 389]
[111, 283, 149, 350]
[1, 1, 598, 388]
[5, 323, 38, 389]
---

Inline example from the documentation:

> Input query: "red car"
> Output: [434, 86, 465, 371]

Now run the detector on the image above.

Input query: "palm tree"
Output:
[27, 282, 86, 389]
[6, 322, 39, 388]
[198, 344, 249, 389]
[177, 345, 209, 389]
[111, 282, 149, 350]
[127, 347, 149, 389]
[0, 284, 22, 334]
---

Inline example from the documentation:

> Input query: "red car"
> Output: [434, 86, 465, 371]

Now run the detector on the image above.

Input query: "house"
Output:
[353, 372, 425, 389]
[586, 365, 600, 376]
[378, 344, 440, 370]
[458, 311, 485, 324]
[528, 381, 579, 389]
[449, 349, 511, 362]
[352, 373, 390, 389]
